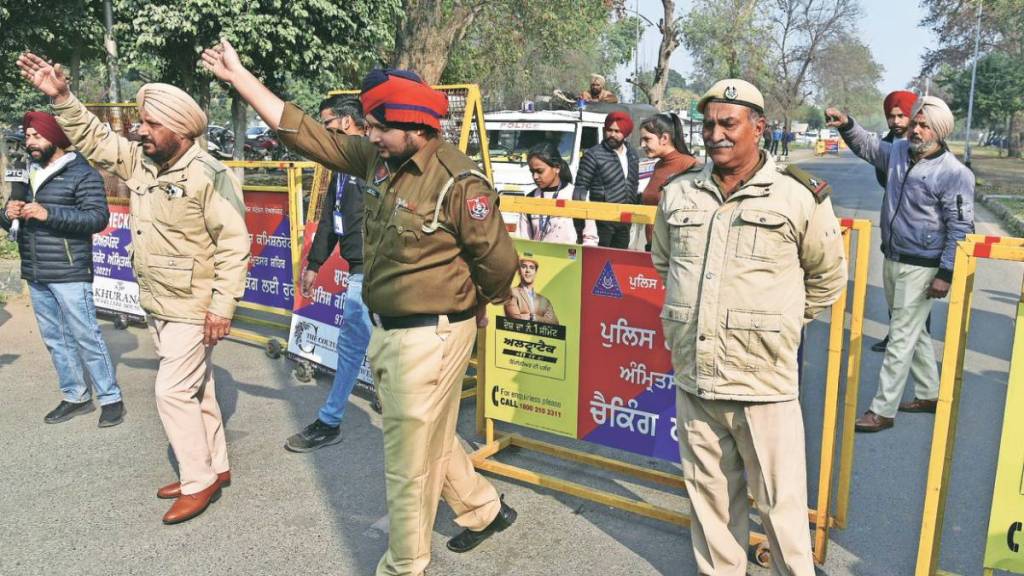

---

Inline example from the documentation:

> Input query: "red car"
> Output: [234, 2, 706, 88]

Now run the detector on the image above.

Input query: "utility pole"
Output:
[964, 0, 983, 168]
[634, 0, 641, 102]
[103, 0, 122, 103]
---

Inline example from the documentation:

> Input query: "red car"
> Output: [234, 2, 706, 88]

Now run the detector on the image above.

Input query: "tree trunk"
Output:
[391, 0, 483, 84]
[1010, 110, 1021, 158]
[70, 42, 82, 94]
[232, 93, 247, 182]
[648, 0, 680, 110]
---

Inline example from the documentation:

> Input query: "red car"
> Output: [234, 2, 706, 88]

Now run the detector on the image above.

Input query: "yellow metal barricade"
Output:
[916, 234, 1024, 576]
[220, 160, 316, 355]
[475, 196, 870, 565]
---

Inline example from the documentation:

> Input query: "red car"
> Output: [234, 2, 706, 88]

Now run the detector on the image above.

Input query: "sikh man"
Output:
[503, 255, 558, 324]
[201, 40, 518, 576]
[827, 96, 975, 433]
[652, 79, 846, 575]
[18, 52, 250, 524]
[580, 73, 619, 104]
[573, 111, 640, 248]
[871, 90, 930, 353]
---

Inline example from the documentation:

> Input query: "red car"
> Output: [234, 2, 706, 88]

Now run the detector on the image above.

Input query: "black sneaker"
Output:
[44, 400, 95, 424]
[446, 495, 517, 553]
[98, 401, 125, 428]
[284, 419, 342, 453]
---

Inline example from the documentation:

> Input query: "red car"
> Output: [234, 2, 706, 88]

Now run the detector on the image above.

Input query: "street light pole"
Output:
[103, 0, 121, 103]
[964, 0, 983, 168]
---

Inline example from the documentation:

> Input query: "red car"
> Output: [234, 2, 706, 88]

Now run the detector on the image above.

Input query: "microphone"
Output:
[6, 178, 29, 242]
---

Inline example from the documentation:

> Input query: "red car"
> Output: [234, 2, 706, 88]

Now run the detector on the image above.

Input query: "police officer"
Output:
[651, 79, 846, 575]
[202, 40, 519, 576]
[18, 53, 250, 524]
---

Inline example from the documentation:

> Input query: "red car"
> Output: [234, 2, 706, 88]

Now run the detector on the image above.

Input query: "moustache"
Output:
[707, 140, 735, 149]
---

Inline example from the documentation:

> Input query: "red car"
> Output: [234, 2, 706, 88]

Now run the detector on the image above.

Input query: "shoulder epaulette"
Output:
[782, 164, 831, 203]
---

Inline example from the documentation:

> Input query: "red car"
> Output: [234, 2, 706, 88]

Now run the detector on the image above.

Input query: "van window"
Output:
[581, 126, 599, 151]
[486, 129, 574, 163]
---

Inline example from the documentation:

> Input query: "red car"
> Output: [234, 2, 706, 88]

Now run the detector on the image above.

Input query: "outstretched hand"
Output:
[200, 39, 245, 84]
[824, 107, 848, 129]
[16, 52, 70, 101]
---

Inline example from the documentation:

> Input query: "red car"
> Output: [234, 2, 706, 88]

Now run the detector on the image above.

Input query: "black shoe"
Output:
[284, 419, 341, 453]
[44, 400, 95, 424]
[98, 401, 125, 428]
[871, 336, 889, 352]
[446, 496, 517, 553]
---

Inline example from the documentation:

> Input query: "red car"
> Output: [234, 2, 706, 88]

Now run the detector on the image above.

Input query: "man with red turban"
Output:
[2, 111, 124, 428]
[871, 90, 922, 352]
[201, 40, 519, 576]
[573, 110, 640, 248]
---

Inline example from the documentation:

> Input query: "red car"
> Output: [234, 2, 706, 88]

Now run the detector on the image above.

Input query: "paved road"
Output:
[0, 150, 1018, 576]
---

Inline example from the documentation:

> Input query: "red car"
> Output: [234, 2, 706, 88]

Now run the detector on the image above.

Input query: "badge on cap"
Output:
[724, 86, 738, 100]
[467, 195, 491, 220]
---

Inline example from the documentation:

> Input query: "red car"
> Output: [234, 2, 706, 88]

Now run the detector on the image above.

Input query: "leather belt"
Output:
[370, 308, 476, 330]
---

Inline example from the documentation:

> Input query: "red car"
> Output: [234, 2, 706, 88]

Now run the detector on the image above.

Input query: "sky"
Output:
[622, 0, 937, 98]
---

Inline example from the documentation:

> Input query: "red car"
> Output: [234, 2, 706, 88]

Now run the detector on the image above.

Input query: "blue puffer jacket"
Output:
[840, 119, 975, 281]
[1, 153, 109, 283]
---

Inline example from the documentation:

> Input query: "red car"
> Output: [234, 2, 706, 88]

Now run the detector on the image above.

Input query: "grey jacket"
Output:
[840, 118, 974, 280]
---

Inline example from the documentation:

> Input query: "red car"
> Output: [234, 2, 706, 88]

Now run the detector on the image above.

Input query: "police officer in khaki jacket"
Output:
[201, 40, 518, 576]
[18, 53, 249, 525]
[651, 79, 846, 576]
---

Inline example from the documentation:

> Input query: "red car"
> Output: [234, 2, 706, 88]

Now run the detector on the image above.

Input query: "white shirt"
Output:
[615, 145, 628, 180]
[28, 152, 77, 195]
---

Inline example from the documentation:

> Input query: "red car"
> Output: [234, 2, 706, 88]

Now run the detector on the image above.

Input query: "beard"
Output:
[606, 137, 624, 149]
[29, 143, 57, 165]
[909, 136, 939, 155]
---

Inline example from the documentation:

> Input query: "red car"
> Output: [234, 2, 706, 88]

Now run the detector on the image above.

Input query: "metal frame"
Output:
[223, 160, 315, 353]
[474, 197, 871, 565]
[915, 235, 1024, 576]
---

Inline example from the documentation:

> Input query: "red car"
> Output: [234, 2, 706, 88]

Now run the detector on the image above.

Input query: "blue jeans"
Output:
[28, 281, 122, 406]
[318, 273, 372, 427]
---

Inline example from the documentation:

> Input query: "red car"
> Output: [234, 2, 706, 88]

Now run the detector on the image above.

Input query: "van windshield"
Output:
[486, 129, 575, 164]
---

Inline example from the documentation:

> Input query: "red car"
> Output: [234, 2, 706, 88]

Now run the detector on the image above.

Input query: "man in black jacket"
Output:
[284, 96, 373, 452]
[573, 111, 639, 248]
[1, 111, 124, 426]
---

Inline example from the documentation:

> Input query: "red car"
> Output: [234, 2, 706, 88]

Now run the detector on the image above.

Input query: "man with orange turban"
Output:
[201, 39, 519, 576]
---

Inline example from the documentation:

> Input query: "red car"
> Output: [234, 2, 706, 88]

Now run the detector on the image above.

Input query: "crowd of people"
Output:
[6, 36, 976, 576]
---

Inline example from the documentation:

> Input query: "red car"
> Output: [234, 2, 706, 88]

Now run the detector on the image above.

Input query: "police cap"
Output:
[697, 79, 765, 115]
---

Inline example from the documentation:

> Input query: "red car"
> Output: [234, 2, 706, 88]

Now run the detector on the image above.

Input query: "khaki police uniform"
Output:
[54, 94, 250, 495]
[276, 103, 518, 576]
[652, 80, 846, 575]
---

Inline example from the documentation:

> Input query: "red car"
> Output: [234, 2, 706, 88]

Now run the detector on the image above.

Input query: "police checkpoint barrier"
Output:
[286, 84, 491, 393]
[916, 235, 1024, 576]
[475, 195, 872, 566]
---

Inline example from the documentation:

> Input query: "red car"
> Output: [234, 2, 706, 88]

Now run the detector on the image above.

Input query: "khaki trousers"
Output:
[677, 389, 814, 576]
[148, 319, 229, 495]
[870, 259, 941, 418]
[370, 316, 501, 576]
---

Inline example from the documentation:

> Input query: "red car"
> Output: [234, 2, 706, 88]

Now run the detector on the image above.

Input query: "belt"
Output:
[370, 308, 476, 330]
[889, 252, 939, 268]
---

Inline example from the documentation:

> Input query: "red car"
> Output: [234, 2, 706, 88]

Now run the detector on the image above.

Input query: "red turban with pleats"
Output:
[360, 69, 448, 131]
[23, 111, 71, 149]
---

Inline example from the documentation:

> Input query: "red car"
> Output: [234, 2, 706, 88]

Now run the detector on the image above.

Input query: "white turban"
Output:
[910, 96, 955, 142]
[590, 74, 606, 86]
[136, 83, 207, 139]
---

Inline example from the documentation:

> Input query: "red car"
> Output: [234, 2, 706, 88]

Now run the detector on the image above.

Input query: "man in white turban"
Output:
[581, 73, 619, 103]
[825, 96, 974, 433]
[19, 52, 249, 524]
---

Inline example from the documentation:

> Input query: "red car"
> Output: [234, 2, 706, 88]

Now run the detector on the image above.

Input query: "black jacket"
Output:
[874, 130, 897, 188]
[573, 140, 640, 204]
[1, 154, 109, 283]
[307, 171, 365, 275]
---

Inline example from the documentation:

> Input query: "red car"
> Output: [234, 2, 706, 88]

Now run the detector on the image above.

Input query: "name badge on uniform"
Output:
[333, 175, 351, 235]
[333, 212, 345, 235]
[164, 184, 185, 199]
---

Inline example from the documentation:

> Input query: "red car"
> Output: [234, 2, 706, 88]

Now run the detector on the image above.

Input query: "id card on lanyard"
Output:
[333, 175, 352, 235]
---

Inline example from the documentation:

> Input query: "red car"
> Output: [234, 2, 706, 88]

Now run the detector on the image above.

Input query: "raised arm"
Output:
[825, 107, 891, 173]
[201, 39, 374, 176]
[18, 52, 142, 180]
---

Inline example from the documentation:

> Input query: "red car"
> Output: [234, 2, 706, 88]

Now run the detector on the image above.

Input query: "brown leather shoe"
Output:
[162, 481, 222, 525]
[898, 398, 938, 413]
[855, 410, 894, 433]
[157, 470, 231, 500]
